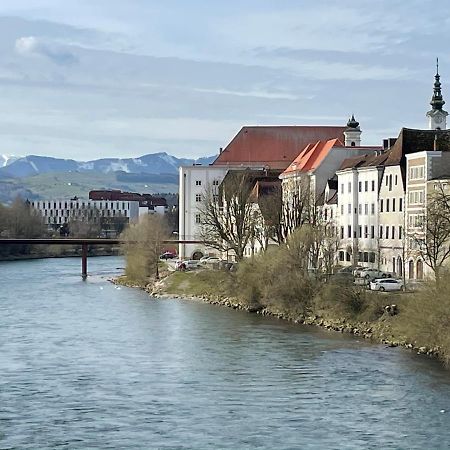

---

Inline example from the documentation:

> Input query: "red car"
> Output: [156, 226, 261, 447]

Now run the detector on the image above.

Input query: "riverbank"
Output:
[0, 246, 121, 261]
[114, 269, 448, 367]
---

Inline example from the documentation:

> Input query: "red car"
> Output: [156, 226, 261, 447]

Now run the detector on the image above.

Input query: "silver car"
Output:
[370, 278, 404, 292]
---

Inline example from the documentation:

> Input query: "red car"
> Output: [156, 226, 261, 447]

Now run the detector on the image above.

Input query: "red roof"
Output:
[281, 138, 382, 177]
[212, 126, 346, 170]
[281, 138, 343, 175]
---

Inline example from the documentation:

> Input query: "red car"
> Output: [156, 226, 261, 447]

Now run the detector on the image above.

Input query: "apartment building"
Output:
[336, 152, 386, 266]
[31, 197, 140, 236]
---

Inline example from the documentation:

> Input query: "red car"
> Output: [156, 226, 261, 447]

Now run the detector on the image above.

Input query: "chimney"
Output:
[219, 147, 223, 154]
[388, 137, 397, 147]
[382, 137, 397, 150]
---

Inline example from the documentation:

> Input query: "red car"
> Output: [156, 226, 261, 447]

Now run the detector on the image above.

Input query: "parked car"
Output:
[360, 268, 392, 280]
[199, 256, 221, 264]
[159, 251, 177, 260]
[353, 266, 367, 277]
[337, 265, 358, 274]
[370, 278, 404, 292]
[184, 260, 201, 270]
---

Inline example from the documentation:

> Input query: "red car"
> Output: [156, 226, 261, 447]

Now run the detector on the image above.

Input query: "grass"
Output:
[163, 270, 235, 298]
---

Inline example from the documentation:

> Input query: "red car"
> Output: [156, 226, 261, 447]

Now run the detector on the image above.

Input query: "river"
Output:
[0, 257, 449, 449]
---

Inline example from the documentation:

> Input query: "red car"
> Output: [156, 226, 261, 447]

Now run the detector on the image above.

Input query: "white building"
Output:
[336, 153, 384, 266]
[31, 198, 140, 230]
[178, 165, 228, 259]
[378, 163, 405, 276]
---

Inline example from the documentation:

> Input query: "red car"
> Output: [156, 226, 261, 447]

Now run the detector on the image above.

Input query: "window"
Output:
[340, 227, 344, 239]
[195, 214, 201, 224]
[195, 194, 202, 202]
[380, 199, 384, 212]
[391, 227, 395, 239]
[195, 180, 202, 186]
[380, 225, 383, 238]
[213, 180, 219, 186]
[389, 174, 393, 191]
[371, 225, 375, 239]
[409, 165, 425, 180]
[369, 252, 376, 263]
[348, 204, 351, 214]
[348, 182, 352, 193]
[363, 252, 369, 263]
[341, 184, 344, 194]
[341, 205, 344, 215]
[347, 225, 352, 238]
[395, 175, 398, 185]
[346, 252, 351, 262]
[409, 190, 425, 204]
[386, 199, 390, 212]
[399, 198, 403, 212]
[359, 181, 362, 192]
[364, 204, 368, 215]
[339, 251, 345, 262]
[364, 181, 368, 192]
[386, 225, 389, 238]
[371, 203, 375, 215]
[358, 204, 362, 214]
[399, 226, 403, 239]
[358, 226, 362, 238]
[371, 180, 375, 191]
[364, 225, 368, 238]
[392, 198, 396, 212]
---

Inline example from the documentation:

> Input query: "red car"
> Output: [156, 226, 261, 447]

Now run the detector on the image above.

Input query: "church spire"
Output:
[430, 57, 445, 111]
[427, 58, 448, 130]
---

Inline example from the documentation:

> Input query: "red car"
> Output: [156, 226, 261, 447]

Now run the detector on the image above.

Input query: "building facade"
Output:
[31, 198, 140, 236]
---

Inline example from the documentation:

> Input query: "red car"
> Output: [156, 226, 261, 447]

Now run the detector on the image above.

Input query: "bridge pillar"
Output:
[81, 243, 88, 279]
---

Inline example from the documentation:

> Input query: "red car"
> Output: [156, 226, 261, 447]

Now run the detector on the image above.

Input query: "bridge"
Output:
[0, 238, 205, 279]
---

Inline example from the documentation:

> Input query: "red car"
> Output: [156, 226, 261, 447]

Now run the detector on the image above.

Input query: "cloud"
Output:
[15, 35, 77, 65]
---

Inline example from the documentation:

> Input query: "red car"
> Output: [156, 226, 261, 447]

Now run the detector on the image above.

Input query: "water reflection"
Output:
[0, 257, 449, 449]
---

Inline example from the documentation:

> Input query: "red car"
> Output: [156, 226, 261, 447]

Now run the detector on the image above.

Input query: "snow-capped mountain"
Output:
[0, 154, 18, 168]
[0, 152, 216, 178]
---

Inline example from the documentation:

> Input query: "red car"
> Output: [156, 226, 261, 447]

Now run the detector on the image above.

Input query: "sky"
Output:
[0, 0, 448, 160]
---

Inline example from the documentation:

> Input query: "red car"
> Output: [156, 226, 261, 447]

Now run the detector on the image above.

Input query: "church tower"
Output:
[426, 58, 448, 130]
[344, 114, 361, 146]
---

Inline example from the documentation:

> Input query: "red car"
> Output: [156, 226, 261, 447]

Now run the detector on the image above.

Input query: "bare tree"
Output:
[281, 175, 315, 239]
[197, 171, 258, 260]
[253, 184, 284, 251]
[413, 190, 450, 281]
[121, 214, 170, 282]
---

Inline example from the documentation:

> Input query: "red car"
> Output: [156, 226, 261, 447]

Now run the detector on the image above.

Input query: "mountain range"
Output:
[0, 152, 216, 178]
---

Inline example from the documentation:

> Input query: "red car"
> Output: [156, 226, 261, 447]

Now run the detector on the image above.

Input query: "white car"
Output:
[370, 278, 404, 292]
[360, 268, 392, 280]
[200, 256, 221, 265]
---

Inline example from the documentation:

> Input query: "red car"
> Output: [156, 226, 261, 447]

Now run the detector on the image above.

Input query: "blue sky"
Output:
[0, 0, 447, 160]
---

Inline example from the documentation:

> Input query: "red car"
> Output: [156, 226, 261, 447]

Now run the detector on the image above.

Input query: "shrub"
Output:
[395, 283, 450, 365]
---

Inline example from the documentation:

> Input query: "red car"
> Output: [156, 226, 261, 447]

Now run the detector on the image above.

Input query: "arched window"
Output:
[416, 259, 424, 280]
[408, 260, 414, 279]
[397, 256, 403, 276]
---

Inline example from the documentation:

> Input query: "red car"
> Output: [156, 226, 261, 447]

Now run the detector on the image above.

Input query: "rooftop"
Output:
[212, 126, 346, 171]
[281, 138, 381, 176]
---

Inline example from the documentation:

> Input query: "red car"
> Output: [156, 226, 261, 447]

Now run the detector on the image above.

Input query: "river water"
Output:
[0, 257, 449, 449]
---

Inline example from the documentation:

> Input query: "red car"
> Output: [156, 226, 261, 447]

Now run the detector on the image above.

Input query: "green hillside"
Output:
[0, 171, 179, 203]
